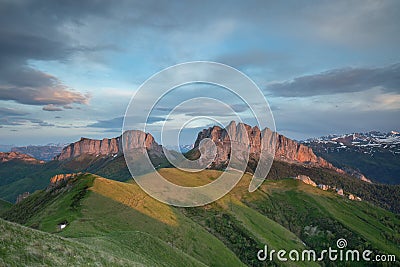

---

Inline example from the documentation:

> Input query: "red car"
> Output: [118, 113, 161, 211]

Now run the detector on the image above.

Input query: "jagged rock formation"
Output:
[47, 173, 82, 191]
[55, 137, 121, 160]
[295, 175, 317, 187]
[50, 173, 80, 186]
[0, 152, 44, 164]
[55, 130, 163, 160]
[194, 121, 342, 171]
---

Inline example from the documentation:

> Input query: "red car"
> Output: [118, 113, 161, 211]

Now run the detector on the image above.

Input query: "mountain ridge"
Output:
[52, 122, 372, 183]
[303, 131, 400, 184]
[194, 121, 346, 175]
[0, 152, 45, 164]
[55, 130, 163, 161]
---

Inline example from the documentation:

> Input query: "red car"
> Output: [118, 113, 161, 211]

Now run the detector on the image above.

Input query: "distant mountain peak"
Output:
[0, 152, 44, 164]
[306, 130, 400, 147]
[303, 131, 400, 184]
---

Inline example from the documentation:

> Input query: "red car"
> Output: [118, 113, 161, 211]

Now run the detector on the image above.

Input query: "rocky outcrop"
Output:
[194, 121, 342, 171]
[0, 152, 44, 164]
[295, 175, 317, 187]
[300, 179, 362, 201]
[47, 173, 82, 191]
[16, 192, 30, 204]
[318, 184, 331, 191]
[336, 188, 344, 196]
[55, 130, 163, 160]
[50, 173, 80, 186]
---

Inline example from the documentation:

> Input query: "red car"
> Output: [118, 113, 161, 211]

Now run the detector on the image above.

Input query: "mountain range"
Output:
[11, 144, 65, 161]
[303, 131, 400, 184]
[0, 122, 399, 266]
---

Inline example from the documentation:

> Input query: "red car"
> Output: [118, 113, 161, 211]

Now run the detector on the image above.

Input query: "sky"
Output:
[0, 0, 399, 146]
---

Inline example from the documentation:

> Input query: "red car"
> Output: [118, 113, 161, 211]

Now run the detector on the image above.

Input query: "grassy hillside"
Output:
[0, 198, 12, 213]
[2, 154, 400, 217]
[261, 160, 400, 214]
[2, 170, 399, 266]
[2, 173, 241, 266]
[245, 179, 400, 259]
[0, 218, 143, 266]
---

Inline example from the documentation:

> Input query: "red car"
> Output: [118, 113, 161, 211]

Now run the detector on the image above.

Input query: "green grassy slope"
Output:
[2, 155, 400, 217]
[0, 198, 12, 213]
[262, 160, 400, 214]
[245, 179, 400, 259]
[3, 170, 399, 266]
[0, 218, 143, 266]
[2, 173, 241, 267]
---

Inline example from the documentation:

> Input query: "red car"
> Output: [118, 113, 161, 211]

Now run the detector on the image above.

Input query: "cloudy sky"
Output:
[0, 0, 399, 145]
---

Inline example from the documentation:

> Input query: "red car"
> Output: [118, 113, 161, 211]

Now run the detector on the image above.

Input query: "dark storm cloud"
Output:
[0, 0, 118, 108]
[266, 63, 400, 97]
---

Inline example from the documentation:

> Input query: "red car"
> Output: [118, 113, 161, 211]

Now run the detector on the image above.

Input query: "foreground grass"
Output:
[0, 218, 142, 266]
[2, 170, 399, 266]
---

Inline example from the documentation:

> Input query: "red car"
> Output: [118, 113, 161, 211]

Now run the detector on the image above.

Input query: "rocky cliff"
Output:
[194, 121, 342, 171]
[0, 152, 44, 164]
[55, 130, 163, 160]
